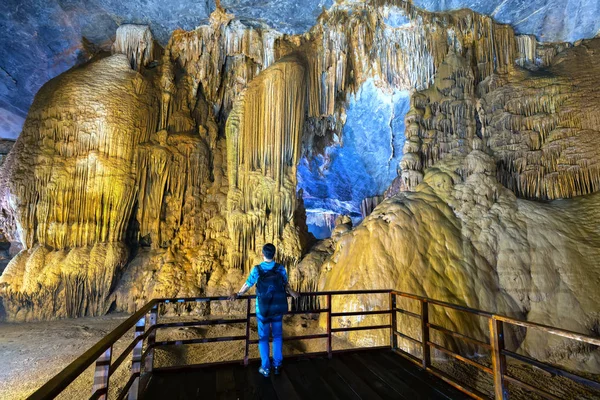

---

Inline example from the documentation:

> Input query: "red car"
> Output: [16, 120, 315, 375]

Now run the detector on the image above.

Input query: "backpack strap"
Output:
[276, 263, 285, 278]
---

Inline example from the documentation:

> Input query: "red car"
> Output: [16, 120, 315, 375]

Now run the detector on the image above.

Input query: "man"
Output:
[229, 243, 300, 377]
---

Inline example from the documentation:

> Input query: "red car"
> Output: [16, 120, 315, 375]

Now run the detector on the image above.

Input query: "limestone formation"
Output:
[399, 36, 600, 201]
[316, 150, 600, 372]
[0, 54, 159, 320]
[480, 40, 600, 200]
[112, 25, 156, 72]
[226, 53, 309, 272]
[0, 6, 598, 379]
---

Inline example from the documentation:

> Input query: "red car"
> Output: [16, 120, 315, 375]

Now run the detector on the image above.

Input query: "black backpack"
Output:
[256, 264, 288, 319]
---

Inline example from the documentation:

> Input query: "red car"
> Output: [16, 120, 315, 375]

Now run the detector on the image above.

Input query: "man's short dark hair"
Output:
[262, 243, 276, 260]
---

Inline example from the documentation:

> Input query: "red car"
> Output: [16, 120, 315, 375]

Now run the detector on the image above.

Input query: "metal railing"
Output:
[389, 291, 600, 400]
[27, 289, 600, 400]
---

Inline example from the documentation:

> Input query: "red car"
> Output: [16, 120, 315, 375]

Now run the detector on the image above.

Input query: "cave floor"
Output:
[0, 313, 129, 399]
[141, 349, 470, 400]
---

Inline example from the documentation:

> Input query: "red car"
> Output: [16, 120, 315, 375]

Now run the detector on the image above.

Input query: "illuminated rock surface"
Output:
[298, 80, 409, 236]
[0, 0, 599, 374]
[319, 151, 600, 371]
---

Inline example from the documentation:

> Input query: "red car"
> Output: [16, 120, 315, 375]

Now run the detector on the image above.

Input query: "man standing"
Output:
[229, 243, 300, 377]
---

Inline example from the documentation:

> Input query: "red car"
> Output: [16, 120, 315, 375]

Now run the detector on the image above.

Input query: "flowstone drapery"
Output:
[0, 53, 159, 320]
[226, 54, 309, 273]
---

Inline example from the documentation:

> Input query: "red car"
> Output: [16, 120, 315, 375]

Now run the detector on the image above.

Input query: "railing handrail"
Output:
[158, 290, 600, 346]
[156, 289, 392, 303]
[27, 289, 600, 400]
[27, 299, 160, 400]
[390, 290, 600, 346]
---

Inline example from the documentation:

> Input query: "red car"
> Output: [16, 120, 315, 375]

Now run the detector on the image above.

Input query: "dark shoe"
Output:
[274, 365, 282, 375]
[258, 367, 270, 377]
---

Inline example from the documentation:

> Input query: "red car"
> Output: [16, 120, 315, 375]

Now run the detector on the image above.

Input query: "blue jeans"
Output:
[257, 317, 283, 370]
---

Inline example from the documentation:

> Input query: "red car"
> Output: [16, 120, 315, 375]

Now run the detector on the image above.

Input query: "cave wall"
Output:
[311, 33, 600, 371]
[0, 3, 597, 373]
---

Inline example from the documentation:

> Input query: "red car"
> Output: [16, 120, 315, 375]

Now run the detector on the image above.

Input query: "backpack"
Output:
[256, 263, 288, 319]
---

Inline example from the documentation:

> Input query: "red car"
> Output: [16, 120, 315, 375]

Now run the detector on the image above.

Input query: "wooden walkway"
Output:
[141, 349, 471, 400]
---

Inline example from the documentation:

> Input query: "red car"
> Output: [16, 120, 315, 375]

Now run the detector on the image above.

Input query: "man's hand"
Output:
[228, 292, 239, 301]
[288, 288, 300, 300]
[231, 283, 250, 300]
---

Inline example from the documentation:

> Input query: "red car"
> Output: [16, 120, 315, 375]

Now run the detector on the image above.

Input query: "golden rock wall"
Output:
[0, 54, 159, 320]
[318, 150, 600, 371]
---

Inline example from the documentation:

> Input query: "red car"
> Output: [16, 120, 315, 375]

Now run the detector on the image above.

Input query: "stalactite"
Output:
[226, 54, 307, 273]
[111, 24, 155, 71]
[360, 195, 384, 218]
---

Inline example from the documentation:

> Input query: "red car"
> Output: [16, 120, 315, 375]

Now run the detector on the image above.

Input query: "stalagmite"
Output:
[0, 54, 159, 320]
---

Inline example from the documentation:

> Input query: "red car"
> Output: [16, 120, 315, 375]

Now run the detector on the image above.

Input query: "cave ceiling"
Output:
[1, 0, 599, 140]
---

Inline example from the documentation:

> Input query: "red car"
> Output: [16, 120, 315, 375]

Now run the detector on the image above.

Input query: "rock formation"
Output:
[307, 24, 600, 372]
[480, 42, 600, 200]
[0, 1, 599, 375]
[226, 53, 309, 272]
[0, 139, 13, 276]
[318, 150, 600, 371]
[0, 52, 158, 320]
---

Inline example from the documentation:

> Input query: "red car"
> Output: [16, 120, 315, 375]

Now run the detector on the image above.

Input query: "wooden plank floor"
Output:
[141, 349, 471, 400]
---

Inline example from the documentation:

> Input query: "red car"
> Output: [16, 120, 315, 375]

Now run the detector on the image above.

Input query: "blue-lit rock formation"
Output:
[298, 80, 409, 238]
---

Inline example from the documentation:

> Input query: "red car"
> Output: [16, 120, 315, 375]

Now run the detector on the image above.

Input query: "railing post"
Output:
[420, 299, 430, 369]
[92, 346, 112, 400]
[244, 297, 251, 366]
[127, 315, 146, 400]
[490, 317, 509, 400]
[144, 304, 158, 373]
[327, 294, 332, 358]
[390, 291, 397, 350]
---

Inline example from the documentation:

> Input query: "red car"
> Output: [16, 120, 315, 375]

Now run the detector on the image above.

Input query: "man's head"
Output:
[262, 243, 276, 261]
